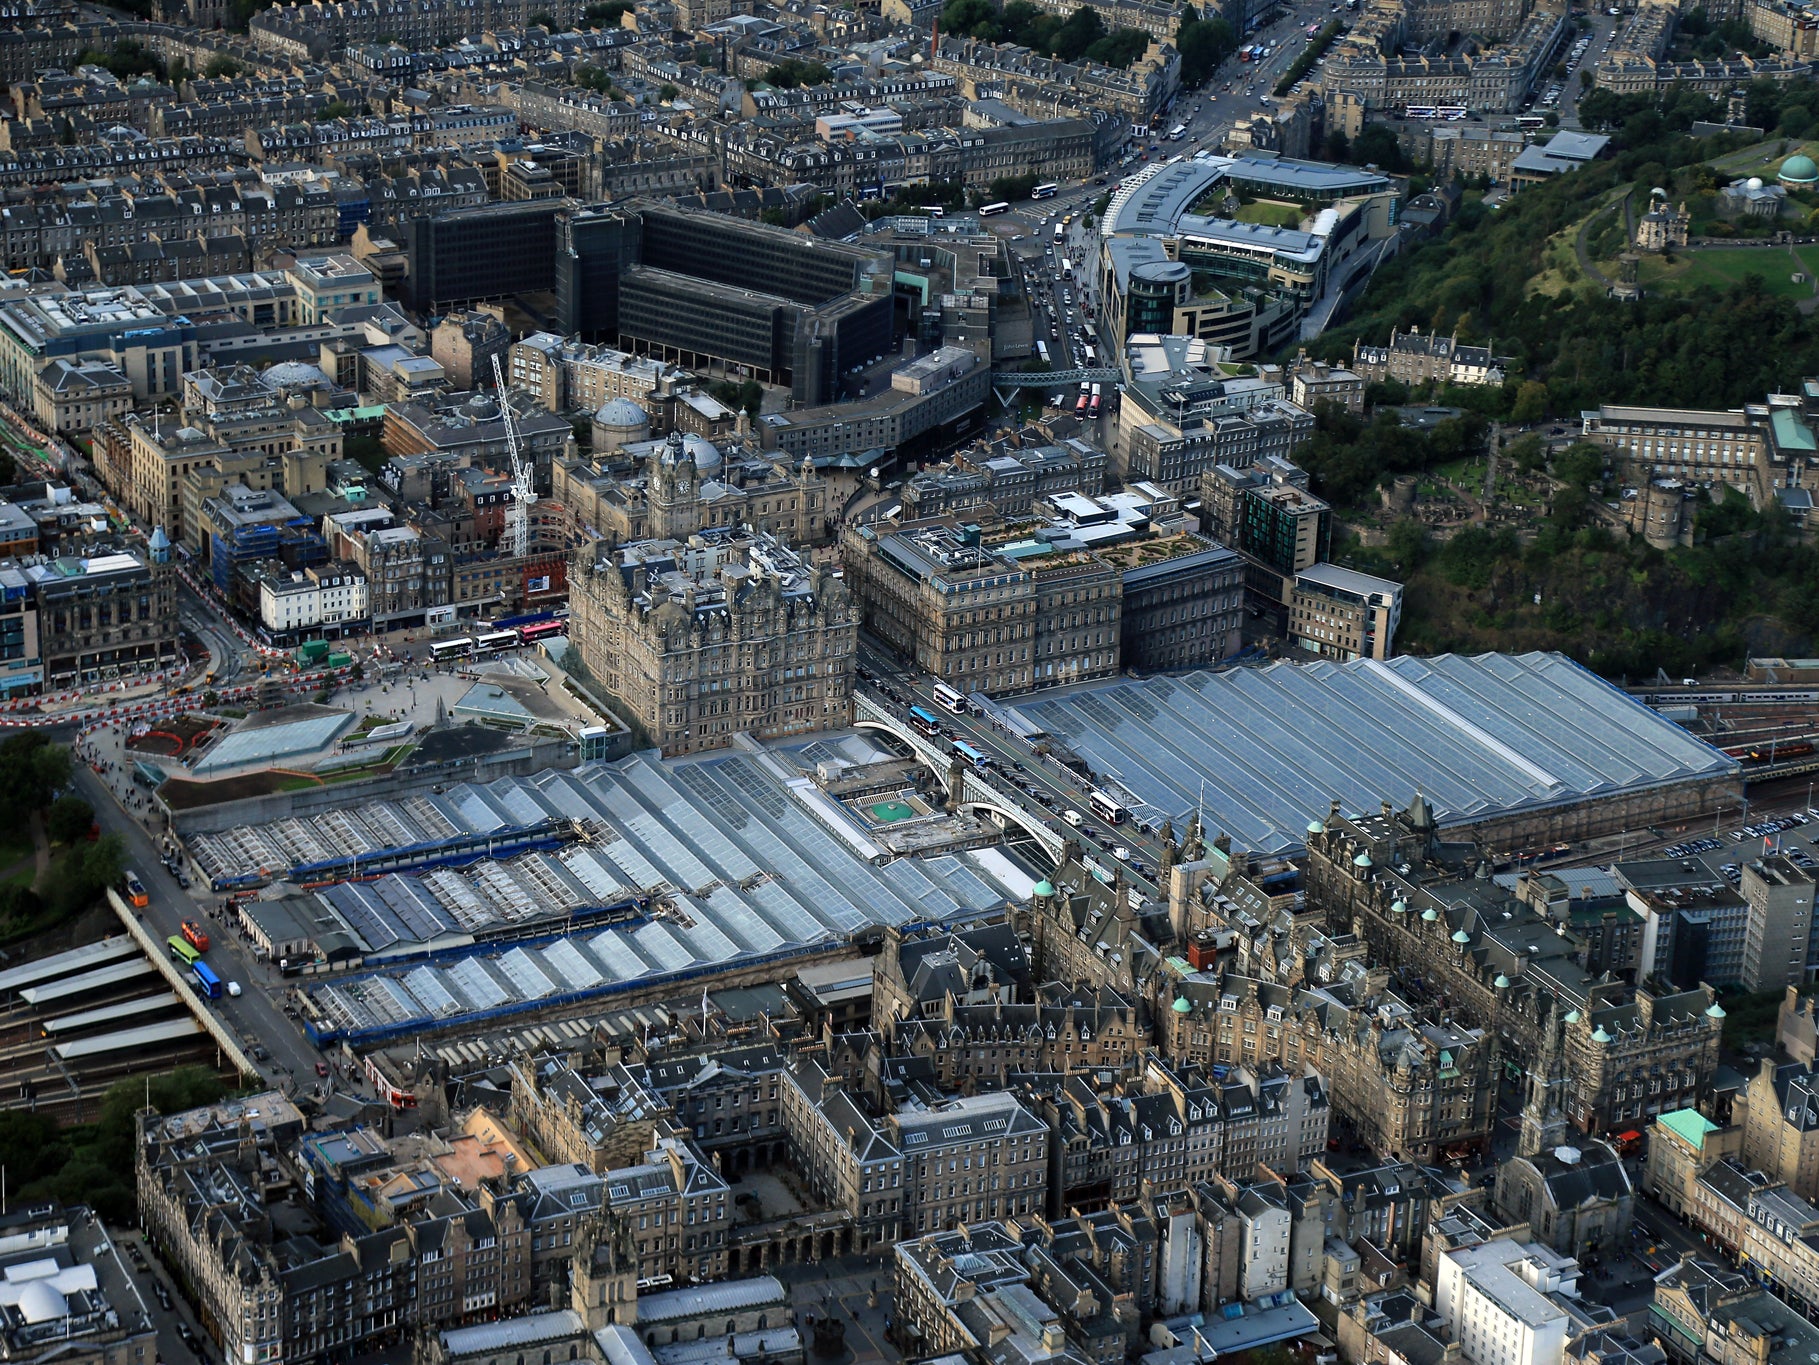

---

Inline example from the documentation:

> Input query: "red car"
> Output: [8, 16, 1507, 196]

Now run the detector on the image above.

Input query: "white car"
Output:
[227, 980, 243, 997]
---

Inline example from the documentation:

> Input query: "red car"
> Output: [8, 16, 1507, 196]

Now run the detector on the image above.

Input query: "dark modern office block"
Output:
[406, 201, 564, 311]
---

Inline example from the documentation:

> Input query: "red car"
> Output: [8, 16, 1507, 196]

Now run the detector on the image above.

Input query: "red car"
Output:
[316, 1062, 330, 1077]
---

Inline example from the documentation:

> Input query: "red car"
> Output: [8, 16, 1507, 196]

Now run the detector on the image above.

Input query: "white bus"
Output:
[1061, 258, 1073, 279]
[979, 201, 1011, 216]
[1083, 343, 1097, 366]
[1168, 124, 1188, 140]
[932, 681, 970, 714]
[1089, 790, 1126, 824]
[1033, 183, 1059, 199]
[475, 630, 520, 654]
[1036, 339, 1050, 364]
[430, 638, 474, 662]
[1054, 221, 1066, 243]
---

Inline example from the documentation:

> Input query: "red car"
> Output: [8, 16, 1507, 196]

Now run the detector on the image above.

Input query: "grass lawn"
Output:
[0, 832, 33, 872]
[1232, 200, 1302, 227]
[1638, 246, 1817, 299]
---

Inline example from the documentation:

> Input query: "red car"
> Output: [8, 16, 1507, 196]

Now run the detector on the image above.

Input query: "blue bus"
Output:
[908, 705, 944, 736]
[953, 740, 991, 770]
[192, 961, 223, 1000]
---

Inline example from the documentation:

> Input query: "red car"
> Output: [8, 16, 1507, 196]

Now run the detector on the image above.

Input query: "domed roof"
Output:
[1493, 974, 1511, 988]
[1390, 899, 1408, 914]
[1707, 1001, 1727, 1019]
[1592, 1024, 1613, 1043]
[1352, 851, 1372, 868]
[1780, 153, 1819, 184]
[594, 397, 650, 428]
[1451, 928, 1471, 943]
[1564, 1009, 1581, 1024]
[1032, 879, 1055, 898]
[1172, 996, 1193, 1013]
[16, 1280, 66, 1325]
[1747, 176, 1765, 190]
[1306, 820, 1325, 835]
[682, 432, 722, 470]
[1421, 907, 1439, 921]
[262, 360, 328, 389]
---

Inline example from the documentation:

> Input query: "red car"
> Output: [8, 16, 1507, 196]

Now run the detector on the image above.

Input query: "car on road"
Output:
[1063, 810, 1086, 827]
[227, 981, 242, 997]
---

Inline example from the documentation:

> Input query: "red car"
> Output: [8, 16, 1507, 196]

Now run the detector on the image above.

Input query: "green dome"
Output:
[1173, 997, 1194, 1013]
[1592, 1024, 1613, 1043]
[1353, 852, 1373, 868]
[1451, 929, 1471, 944]
[1781, 153, 1819, 184]
[1564, 1009, 1581, 1024]
[1033, 880, 1055, 898]
[1421, 907, 1440, 922]
[1307, 820, 1326, 835]
[1707, 1002, 1727, 1019]
[1494, 974, 1512, 988]
[1391, 899, 1408, 914]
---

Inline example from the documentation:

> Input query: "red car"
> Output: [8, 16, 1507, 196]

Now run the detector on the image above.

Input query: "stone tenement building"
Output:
[1305, 800, 1724, 1138]
[839, 518, 1122, 696]
[552, 432, 831, 550]
[568, 527, 855, 757]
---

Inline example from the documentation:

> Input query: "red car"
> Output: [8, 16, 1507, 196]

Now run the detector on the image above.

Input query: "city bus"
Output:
[1436, 105, 1468, 120]
[1075, 382, 1091, 417]
[1083, 343, 1097, 367]
[474, 630, 520, 654]
[1404, 105, 1438, 119]
[1167, 124, 1188, 140]
[123, 871, 148, 909]
[907, 705, 944, 737]
[517, 619, 567, 643]
[978, 201, 1011, 216]
[952, 740, 991, 770]
[1515, 114, 1546, 129]
[430, 638, 475, 662]
[1036, 339, 1050, 365]
[1061, 258, 1073, 279]
[1088, 383, 1102, 418]
[1032, 183, 1059, 199]
[1054, 221, 1065, 243]
[932, 681, 969, 714]
[1089, 790, 1127, 824]
[167, 936, 201, 967]
[192, 961, 223, 1000]
[181, 919, 210, 953]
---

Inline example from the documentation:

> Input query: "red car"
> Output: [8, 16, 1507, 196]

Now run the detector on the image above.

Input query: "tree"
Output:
[762, 58, 832, 88]
[1348, 124, 1408, 171]
[988, 172, 1041, 203]
[1383, 517, 1432, 573]
[203, 53, 244, 77]
[1510, 379, 1550, 425]
[526, 10, 558, 26]
[315, 99, 355, 121]
[582, 0, 632, 21]
[38, 834, 123, 924]
[45, 794, 93, 846]
[1175, 12, 1235, 86]
[0, 735, 68, 831]
[940, 0, 1000, 38]
[659, 83, 679, 101]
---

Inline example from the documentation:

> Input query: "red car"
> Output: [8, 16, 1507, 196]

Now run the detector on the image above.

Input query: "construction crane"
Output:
[489, 353, 536, 559]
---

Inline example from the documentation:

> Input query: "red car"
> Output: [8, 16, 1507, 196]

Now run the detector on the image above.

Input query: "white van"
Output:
[1063, 810, 1086, 827]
